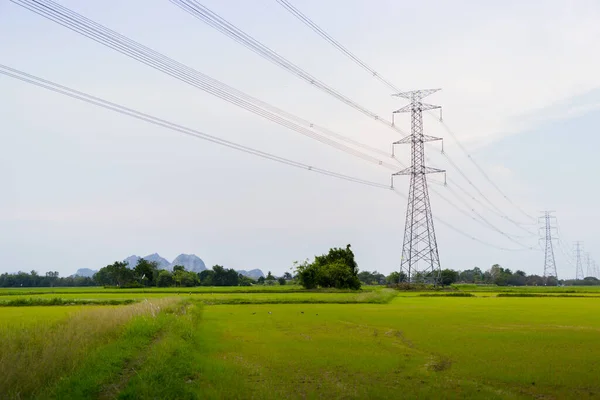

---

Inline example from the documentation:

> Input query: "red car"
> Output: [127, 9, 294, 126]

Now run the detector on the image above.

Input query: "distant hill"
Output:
[123, 255, 141, 269]
[170, 254, 206, 273]
[237, 269, 265, 279]
[74, 268, 97, 278]
[142, 253, 171, 271]
[97, 254, 261, 278]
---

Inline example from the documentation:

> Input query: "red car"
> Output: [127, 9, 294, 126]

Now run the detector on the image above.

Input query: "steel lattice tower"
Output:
[540, 211, 558, 282]
[585, 253, 593, 278]
[574, 241, 584, 280]
[391, 89, 444, 284]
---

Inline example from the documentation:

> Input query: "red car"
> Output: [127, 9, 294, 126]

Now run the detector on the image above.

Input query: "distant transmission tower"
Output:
[574, 241, 584, 280]
[585, 253, 593, 278]
[391, 89, 444, 284]
[539, 211, 558, 282]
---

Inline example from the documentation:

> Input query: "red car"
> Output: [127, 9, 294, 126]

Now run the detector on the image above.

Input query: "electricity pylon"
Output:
[585, 253, 593, 278]
[574, 241, 584, 280]
[539, 211, 558, 283]
[391, 89, 444, 284]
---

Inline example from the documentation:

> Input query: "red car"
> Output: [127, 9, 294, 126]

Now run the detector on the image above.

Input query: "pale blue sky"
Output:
[1, 0, 599, 278]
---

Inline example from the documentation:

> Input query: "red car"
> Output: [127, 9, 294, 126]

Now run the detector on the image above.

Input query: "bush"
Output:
[157, 271, 174, 287]
[295, 245, 361, 290]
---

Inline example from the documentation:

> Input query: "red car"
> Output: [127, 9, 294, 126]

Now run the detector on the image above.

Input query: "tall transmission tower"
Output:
[391, 89, 445, 284]
[585, 253, 593, 278]
[539, 211, 558, 282]
[574, 241, 584, 280]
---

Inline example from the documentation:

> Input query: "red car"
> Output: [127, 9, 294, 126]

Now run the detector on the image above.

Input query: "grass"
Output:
[3, 287, 600, 398]
[0, 298, 180, 399]
[0, 284, 380, 297]
[453, 284, 600, 293]
[418, 292, 475, 297]
[0, 287, 397, 304]
[0, 297, 137, 306]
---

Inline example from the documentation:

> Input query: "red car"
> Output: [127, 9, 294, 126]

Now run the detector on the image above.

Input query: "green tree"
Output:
[157, 270, 174, 287]
[386, 271, 400, 284]
[295, 245, 361, 290]
[278, 277, 286, 285]
[134, 259, 159, 286]
[198, 270, 215, 286]
[440, 269, 459, 286]
[94, 261, 134, 287]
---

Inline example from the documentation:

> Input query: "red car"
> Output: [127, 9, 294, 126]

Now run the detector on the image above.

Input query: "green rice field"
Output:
[1, 286, 599, 399]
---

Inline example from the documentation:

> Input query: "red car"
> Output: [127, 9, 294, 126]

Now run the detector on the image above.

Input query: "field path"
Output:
[97, 328, 167, 399]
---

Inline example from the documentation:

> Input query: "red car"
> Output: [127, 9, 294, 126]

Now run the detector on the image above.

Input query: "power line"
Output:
[437, 185, 536, 244]
[168, 0, 407, 135]
[11, 0, 549, 255]
[0, 64, 535, 257]
[0, 64, 390, 190]
[274, 0, 401, 93]
[274, 0, 537, 223]
[390, 192, 533, 253]
[11, 0, 399, 172]
[435, 121, 537, 221]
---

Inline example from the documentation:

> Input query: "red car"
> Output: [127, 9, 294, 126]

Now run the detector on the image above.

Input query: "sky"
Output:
[1, 0, 599, 279]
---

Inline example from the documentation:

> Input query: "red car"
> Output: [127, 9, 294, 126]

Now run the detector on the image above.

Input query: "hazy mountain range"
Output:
[74, 253, 264, 279]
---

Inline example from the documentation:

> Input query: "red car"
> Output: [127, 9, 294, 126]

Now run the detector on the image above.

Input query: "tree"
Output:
[440, 269, 459, 286]
[358, 271, 375, 285]
[278, 277, 286, 285]
[266, 271, 275, 281]
[386, 271, 401, 284]
[295, 246, 361, 290]
[199, 270, 215, 286]
[283, 272, 293, 280]
[94, 261, 134, 287]
[157, 270, 174, 287]
[294, 259, 318, 289]
[134, 259, 159, 286]
[172, 265, 186, 274]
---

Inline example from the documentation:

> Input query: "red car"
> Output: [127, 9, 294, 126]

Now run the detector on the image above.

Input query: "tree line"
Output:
[2, 254, 599, 288]
[0, 271, 95, 288]
[360, 264, 600, 286]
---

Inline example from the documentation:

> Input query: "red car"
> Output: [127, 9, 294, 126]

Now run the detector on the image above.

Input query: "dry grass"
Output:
[0, 298, 179, 398]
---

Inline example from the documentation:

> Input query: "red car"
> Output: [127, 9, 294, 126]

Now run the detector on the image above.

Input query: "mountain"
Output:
[142, 253, 171, 270]
[74, 268, 97, 277]
[170, 254, 206, 273]
[236, 269, 264, 279]
[123, 255, 141, 269]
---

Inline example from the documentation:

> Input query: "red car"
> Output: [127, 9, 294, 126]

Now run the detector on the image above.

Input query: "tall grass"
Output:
[0, 298, 180, 398]
[0, 297, 136, 307]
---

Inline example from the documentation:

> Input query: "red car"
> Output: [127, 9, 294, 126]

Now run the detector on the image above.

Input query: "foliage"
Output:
[439, 269, 460, 286]
[94, 261, 134, 287]
[0, 271, 95, 288]
[295, 245, 361, 290]
[358, 270, 386, 285]
[156, 271, 174, 288]
[198, 265, 243, 286]
[0, 297, 136, 307]
[277, 277, 286, 285]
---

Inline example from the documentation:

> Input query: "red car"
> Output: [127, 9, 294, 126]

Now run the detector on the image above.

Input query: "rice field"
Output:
[1, 286, 599, 399]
